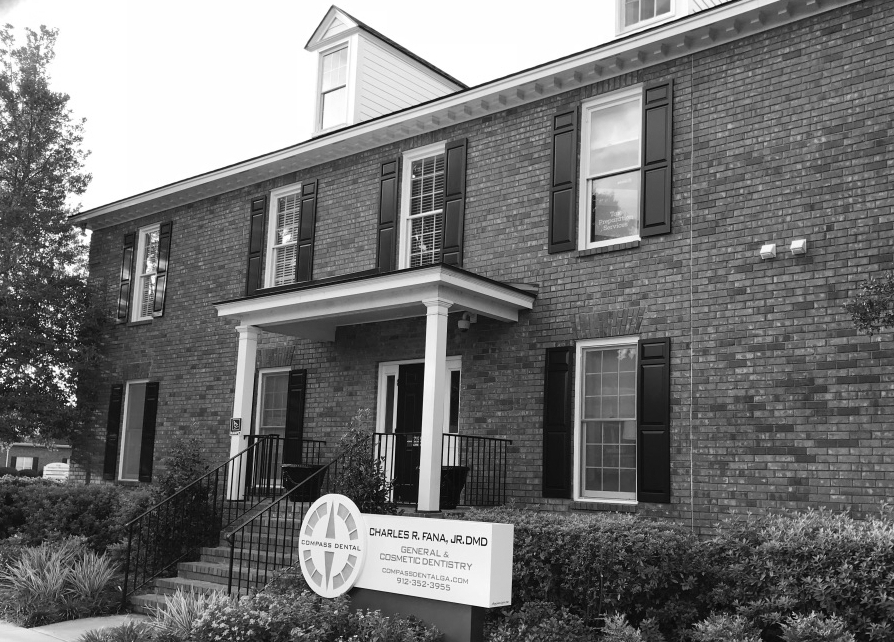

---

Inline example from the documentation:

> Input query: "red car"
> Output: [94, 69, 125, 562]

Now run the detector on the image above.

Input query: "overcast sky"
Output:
[0, 0, 615, 212]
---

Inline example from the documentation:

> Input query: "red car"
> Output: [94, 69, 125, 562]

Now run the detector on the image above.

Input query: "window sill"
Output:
[571, 500, 637, 513]
[577, 240, 640, 257]
[116, 479, 143, 486]
[127, 319, 153, 327]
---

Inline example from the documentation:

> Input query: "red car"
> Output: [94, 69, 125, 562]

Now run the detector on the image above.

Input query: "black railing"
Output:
[225, 455, 345, 596]
[121, 435, 325, 602]
[373, 432, 511, 507]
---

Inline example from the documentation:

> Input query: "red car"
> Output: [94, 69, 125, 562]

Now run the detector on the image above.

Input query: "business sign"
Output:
[298, 494, 513, 608]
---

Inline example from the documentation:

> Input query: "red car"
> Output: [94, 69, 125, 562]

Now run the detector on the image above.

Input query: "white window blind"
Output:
[273, 193, 300, 286]
[137, 229, 159, 319]
[408, 154, 445, 267]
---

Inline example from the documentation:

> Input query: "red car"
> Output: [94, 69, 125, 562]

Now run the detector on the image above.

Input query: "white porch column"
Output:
[227, 324, 260, 500]
[417, 297, 453, 511]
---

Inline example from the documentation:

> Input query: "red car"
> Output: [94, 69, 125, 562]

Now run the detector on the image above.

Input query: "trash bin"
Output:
[439, 465, 469, 510]
[281, 464, 324, 502]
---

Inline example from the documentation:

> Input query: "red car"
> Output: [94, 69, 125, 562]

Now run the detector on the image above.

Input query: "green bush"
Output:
[0, 477, 155, 552]
[465, 508, 713, 637]
[154, 433, 211, 497]
[781, 612, 855, 642]
[689, 614, 761, 642]
[486, 601, 597, 642]
[77, 620, 152, 642]
[0, 538, 119, 626]
[334, 408, 398, 515]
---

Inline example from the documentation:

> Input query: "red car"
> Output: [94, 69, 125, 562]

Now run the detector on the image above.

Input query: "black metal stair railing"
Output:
[373, 432, 512, 506]
[121, 434, 325, 603]
[225, 455, 345, 596]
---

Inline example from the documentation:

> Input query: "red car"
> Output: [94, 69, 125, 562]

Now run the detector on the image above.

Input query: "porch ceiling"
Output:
[214, 264, 537, 341]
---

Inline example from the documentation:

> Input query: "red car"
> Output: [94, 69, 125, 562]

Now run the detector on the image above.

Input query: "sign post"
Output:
[298, 494, 513, 642]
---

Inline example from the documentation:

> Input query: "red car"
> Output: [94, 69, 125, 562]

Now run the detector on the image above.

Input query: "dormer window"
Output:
[621, 0, 672, 31]
[320, 47, 348, 130]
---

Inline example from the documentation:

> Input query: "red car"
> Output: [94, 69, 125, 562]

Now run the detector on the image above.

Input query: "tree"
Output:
[0, 25, 103, 445]
[844, 272, 894, 337]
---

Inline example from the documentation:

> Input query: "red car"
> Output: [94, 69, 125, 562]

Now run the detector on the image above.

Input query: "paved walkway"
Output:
[0, 614, 150, 642]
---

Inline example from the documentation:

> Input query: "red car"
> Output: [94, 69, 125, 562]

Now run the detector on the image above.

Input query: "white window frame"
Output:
[578, 86, 643, 251]
[13, 456, 34, 471]
[316, 42, 353, 133]
[253, 367, 292, 437]
[118, 379, 149, 482]
[264, 183, 303, 288]
[617, 0, 675, 34]
[398, 142, 446, 269]
[131, 224, 160, 322]
[375, 356, 461, 434]
[574, 337, 639, 504]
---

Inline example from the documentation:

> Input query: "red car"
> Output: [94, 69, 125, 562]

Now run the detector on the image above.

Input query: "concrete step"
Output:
[153, 576, 248, 597]
[129, 592, 167, 616]
[177, 559, 292, 585]
[198, 546, 296, 566]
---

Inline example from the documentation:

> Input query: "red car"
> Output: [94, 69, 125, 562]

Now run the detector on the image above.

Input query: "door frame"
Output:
[375, 356, 461, 434]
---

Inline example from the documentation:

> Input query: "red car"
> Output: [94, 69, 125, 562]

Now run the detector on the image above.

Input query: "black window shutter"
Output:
[548, 106, 578, 254]
[543, 347, 573, 498]
[283, 369, 307, 465]
[637, 337, 671, 503]
[9, 457, 15, 469]
[296, 180, 318, 283]
[152, 222, 173, 316]
[31, 458, 38, 472]
[138, 382, 160, 482]
[376, 159, 399, 272]
[246, 196, 267, 295]
[641, 80, 673, 237]
[117, 234, 136, 321]
[440, 139, 467, 266]
[103, 385, 124, 480]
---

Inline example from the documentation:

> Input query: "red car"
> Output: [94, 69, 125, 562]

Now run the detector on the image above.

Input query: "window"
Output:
[132, 225, 160, 321]
[256, 369, 290, 439]
[13, 456, 35, 471]
[119, 380, 149, 481]
[399, 143, 446, 269]
[579, 87, 642, 250]
[620, 0, 672, 31]
[320, 47, 348, 130]
[576, 339, 638, 501]
[265, 184, 302, 287]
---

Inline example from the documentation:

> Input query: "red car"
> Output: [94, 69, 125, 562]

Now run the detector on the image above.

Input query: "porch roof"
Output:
[214, 264, 537, 341]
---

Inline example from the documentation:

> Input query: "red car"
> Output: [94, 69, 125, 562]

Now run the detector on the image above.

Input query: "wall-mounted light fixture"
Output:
[759, 243, 777, 260]
[458, 312, 477, 332]
[790, 239, 807, 256]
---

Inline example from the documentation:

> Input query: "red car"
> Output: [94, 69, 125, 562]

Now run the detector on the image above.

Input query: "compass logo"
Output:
[298, 494, 367, 598]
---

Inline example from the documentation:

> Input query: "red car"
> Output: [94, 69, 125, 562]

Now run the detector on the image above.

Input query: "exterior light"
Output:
[759, 243, 776, 260]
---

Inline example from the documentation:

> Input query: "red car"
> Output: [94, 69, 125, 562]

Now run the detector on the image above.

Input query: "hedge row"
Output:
[464, 506, 894, 641]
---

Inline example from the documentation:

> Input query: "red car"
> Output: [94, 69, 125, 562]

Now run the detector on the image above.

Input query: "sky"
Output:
[0, 0, 615, 212]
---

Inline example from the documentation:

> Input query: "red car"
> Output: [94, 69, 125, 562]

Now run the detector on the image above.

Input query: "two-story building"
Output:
[71, 0, 893, 530]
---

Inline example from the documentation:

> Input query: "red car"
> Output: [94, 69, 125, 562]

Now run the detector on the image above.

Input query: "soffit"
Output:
[73, 0, 859, 231]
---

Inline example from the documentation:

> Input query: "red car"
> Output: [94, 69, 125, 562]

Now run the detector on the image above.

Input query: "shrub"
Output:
[487, 601, 597, 642]
[0, 538, 119, 626]
[154, 432, 211, 498]
[152, 589, 230, 640]
[77, 620, 152, 642]
[18, 469, 40, 478]
[781, 612, 855, 642]
[464, 507, 713, 637]
[601, 614, 644, 642]
[689, 614, 761, 642]
[0, 467, 18, 477]
[335, 408, 398, 515]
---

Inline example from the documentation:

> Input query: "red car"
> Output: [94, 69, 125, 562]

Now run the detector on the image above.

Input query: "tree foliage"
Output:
[0, 25, 103, 445]
[843, 272, 894, 336]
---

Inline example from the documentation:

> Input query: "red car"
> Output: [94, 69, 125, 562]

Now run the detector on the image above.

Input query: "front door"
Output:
[393, 363, 424, 501]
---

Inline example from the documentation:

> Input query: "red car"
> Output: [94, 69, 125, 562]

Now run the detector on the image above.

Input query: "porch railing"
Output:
[121, 435, 325, 602]
[373, 432, 512, 506]
[225, 455, 344, 596]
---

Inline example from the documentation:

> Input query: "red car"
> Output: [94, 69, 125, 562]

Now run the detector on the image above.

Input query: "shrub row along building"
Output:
[71, 0, 893, 530]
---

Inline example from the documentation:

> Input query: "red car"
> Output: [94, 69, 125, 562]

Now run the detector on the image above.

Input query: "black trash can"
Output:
[439, 465, 470, 510]
[281, 464, 324, 502]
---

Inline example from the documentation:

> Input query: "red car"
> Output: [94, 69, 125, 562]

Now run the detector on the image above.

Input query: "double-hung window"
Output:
[579, 87, 643, 250]
[577, 339, 638, 501]
[133, 225, 160, 321]
[266, 185, 302, 287]
[320, 47, 348, 130]
[399, 143, 446, 269]
[620, 0, 672, 31]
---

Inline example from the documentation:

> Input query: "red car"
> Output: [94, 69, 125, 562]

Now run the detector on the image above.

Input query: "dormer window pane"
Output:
[623, 0, 672, 28]
[321, 48, 348, 129]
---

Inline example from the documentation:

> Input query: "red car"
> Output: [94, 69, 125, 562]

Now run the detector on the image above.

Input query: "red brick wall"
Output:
[77, 0, 894, 531]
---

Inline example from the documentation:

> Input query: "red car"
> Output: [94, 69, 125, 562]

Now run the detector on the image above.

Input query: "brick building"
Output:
[71, 0, 893, 530]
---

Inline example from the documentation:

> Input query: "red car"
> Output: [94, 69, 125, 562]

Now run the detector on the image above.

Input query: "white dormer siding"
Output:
[306, 6, 465, 136]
